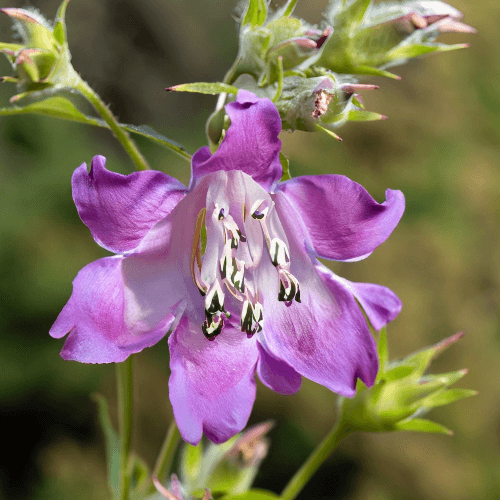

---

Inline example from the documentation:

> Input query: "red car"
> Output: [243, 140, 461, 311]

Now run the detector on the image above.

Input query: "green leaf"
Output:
[92, 394, 120, 500]
[0, 96, 101, 123]
[242, 0, 268, 28]
[395, 418, 453, 436]
[167, 82, 239, 95]
[0, 97, 191, 160]
[121, 123, 191, 160]
[221, 489, 280, 500]
[279, 152, 292, 182]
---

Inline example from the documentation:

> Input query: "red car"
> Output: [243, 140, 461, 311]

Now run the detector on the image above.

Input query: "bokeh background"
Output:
[0, 0, 496, 498]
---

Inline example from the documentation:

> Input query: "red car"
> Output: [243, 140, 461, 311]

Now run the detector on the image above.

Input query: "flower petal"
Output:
[72, 155, 186, 254]
[191, 90, 282, 192]
[50, 257, 177, 363]
[255, 192, 378, 396]
[168, 316, 258, 445]
[257, 343, 302, 395]
[277, 175, 405, 261]
[327, 273, 402, 331]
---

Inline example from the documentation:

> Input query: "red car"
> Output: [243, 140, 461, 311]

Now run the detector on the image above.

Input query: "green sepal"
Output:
[325, 0, 372, 33]
[0, 42, 23, 53]
[53, 0, 70, 46]
[339, 330, 476, 435]
[280, 0, 298, 17]
[220, 490, 280, 500]
[279, 152, 292, 182]
[395, 418, 453, 435]
[92, 394, 120, 500]
[167, 82, 239, 95]
[0, 96, 191, 160]
[402, 332, 464, 378]
[242, 0, 268, 28]
[418, 388, 478, 410]
[348, 109, 386, 122]
[206, 106, 227, 151]
[180, 422, 272, 498]
[129, 454, 153, 500]
[181, 442, 204, 487]
[386, 42, 468, 62]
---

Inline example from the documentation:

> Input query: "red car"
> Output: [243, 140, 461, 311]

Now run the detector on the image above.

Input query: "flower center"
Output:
[190, 191, 301, 341]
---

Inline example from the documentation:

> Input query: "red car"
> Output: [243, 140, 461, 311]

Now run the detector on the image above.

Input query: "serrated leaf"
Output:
[0, 97, 191, 160]
[419, 388, 478, 409]
[167, 82, 239, 95]
[220, 489, 280, 500]
[395, 418, 453, 435]
[242, 0, 268, 28]
[279, 152, 292, 182]
[92, 394, 120, 500]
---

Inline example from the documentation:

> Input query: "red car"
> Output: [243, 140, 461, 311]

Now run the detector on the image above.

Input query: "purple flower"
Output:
[50, 90, 405, 445]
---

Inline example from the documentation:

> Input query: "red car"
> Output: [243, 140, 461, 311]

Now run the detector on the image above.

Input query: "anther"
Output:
[269, 238, 290, 267]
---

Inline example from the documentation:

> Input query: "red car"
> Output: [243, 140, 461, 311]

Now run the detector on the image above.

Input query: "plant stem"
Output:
[280, 420, 352, 500]
[148, 420, 182, 494]
[75, 78, 150, 171]
[117, 357, 134, 500]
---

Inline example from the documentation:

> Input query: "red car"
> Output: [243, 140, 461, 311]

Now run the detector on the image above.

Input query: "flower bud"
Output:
[339, 331, 476, 435]
[226, 0, 323, 86]
[0, 0, 77, 103]
[318, 0, 476, 78]
[273, 75, 385, 137]
[180, 421, 273, 497]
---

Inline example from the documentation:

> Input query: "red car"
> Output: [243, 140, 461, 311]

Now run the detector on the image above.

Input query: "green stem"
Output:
[148, 420, 182, 493]
[75, 78, 150, 171]
[117, 358, 134, 500]
[280, 420, 352, 500]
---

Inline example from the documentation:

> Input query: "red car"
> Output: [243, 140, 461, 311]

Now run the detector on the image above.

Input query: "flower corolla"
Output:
[50, 91, 405, 445]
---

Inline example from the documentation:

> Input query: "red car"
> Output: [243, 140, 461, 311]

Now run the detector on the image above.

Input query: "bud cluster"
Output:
[0, 0, 77, 103]
[208, 0, 475, 140]
[338, 331, 476, 435]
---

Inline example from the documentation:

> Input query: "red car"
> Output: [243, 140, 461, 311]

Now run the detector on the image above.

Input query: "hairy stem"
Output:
[280, 420, 352, 500]
[117, 358, 133, 500]
[75, 78, 150, 171]
[148, 420, 182, 493]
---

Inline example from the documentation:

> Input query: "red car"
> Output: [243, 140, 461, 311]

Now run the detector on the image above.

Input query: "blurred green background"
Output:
[0, 0, 496, 499]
